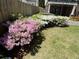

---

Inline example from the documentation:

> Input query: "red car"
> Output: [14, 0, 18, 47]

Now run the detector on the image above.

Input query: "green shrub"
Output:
[9, 14, 17, 21]
[9, 13, 24, 21]
[31, 13, 42, 20]
[52, 18, 68, 27]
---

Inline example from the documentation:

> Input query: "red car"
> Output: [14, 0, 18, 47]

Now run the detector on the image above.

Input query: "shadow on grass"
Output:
[0, 32, 45, 59]
[29, 32, 45, 56]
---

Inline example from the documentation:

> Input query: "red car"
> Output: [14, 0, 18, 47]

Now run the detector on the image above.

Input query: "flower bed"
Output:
[0, 14, 69, 50]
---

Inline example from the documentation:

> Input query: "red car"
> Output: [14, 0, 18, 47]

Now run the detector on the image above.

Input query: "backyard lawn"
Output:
[23, 26, 79, 59]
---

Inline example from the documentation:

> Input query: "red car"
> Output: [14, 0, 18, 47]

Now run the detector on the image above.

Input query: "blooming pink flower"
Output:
[0, 19, 40, 50]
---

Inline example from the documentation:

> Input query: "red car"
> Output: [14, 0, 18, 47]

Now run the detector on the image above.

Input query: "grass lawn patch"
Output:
[23, 26, 79, 59]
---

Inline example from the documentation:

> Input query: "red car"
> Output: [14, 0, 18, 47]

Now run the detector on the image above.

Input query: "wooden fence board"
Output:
[0, 0, 39, 22]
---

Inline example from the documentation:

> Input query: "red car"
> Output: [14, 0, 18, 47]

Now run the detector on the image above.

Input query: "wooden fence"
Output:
[0, 0, 39, 22]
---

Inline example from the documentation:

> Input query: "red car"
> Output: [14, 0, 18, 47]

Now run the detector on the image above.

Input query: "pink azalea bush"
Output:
[0, 19, 40, 50]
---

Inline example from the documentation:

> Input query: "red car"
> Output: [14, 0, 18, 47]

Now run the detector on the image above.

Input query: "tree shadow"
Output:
[0, 31, 45, 59]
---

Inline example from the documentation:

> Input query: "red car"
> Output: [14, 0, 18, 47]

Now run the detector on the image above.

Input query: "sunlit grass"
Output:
[23, 26, 79, 59]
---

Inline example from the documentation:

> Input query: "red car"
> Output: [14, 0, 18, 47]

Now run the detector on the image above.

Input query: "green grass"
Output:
[23, 26, 79, 59]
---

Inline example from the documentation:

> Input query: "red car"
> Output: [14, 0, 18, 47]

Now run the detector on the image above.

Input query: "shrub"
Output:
[40, 16, 69, 27]
[9, 14, 18, 21]
[9, 13, 24, 21]
[0, 20, 40, 50]
[31, 14, 41, 20]
[36, 20, 49, 29]
[52, 18, 68, 27]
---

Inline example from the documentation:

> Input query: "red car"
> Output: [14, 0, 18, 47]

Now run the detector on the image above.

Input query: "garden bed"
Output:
[0, 13, 79, 59]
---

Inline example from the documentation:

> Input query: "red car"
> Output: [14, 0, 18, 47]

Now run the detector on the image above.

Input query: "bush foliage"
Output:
[37, 17, 68, 28]
[0, 19, 40, 50]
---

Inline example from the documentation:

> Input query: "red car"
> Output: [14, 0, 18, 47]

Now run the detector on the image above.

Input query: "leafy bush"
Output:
[36, 20, 49, 29]
[33, 14, 69, 28]
[9, 13, 24, 21]
[40, 16, 68, 27]
[31, 13, 41, 20]
[0, 20, 40, 50]
[9, 14, 18, 21]
[52, 18, 68, 27]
